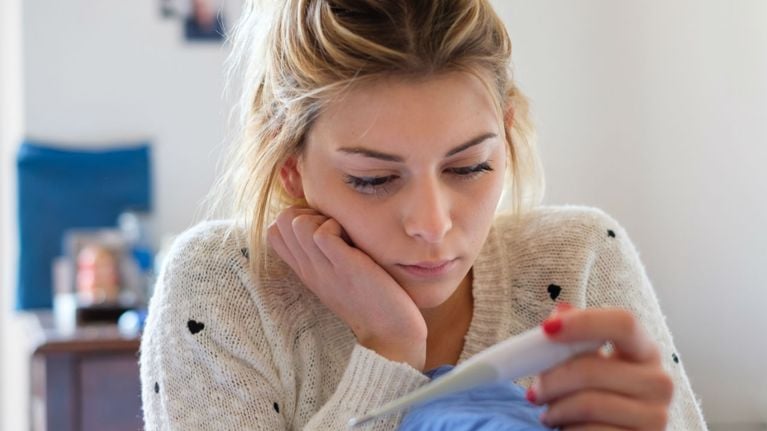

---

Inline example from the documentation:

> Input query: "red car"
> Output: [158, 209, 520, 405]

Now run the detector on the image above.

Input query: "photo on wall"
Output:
[159, 0, 228, 42]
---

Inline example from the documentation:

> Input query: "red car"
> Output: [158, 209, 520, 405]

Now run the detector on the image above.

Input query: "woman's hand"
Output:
[528, 305, 674, 430]
[267, 206, 428, 370]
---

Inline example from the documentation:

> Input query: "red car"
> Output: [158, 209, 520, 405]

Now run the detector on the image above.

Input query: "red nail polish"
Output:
[542, 317, 563, 335]
[525, 387, 536, 404]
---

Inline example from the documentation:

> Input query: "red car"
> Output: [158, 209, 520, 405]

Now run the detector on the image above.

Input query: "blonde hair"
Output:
[208, 0, 544, 273]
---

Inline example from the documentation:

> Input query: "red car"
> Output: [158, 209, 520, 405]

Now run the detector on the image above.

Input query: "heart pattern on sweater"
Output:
[187, 320, 205, 334]
[547, 284, 561, 300]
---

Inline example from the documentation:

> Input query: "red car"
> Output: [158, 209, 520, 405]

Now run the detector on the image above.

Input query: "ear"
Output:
[503, 105, 514, 170]
[504, 105, 514, 129]
[279, 156, 305, 199]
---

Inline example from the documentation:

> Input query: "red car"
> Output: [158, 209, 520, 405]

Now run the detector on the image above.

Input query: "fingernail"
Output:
[526, 378, 541, 404]
[542, 317, 563, 335]
[525, 386, 537, 404]
[555, 302, 573, 313]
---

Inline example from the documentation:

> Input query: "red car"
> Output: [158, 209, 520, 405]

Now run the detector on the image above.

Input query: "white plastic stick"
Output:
[347, 327, 602, 428]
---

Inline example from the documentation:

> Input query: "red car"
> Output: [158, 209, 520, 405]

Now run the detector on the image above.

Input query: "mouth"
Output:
[396, 259, 458, 278]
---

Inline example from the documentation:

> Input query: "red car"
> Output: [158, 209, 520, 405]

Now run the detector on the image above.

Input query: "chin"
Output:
[404, 282, 460, 310]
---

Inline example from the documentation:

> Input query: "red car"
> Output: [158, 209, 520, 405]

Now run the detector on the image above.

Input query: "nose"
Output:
[402, 177, 452, 244]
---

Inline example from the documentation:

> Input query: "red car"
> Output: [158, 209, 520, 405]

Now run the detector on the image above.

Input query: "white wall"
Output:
[1, 0, 25, 428]
[4, 0, 766, 430]
[3, 1, 232, 429]
[493, 0, 767, 428]
[22, 0, 233, 239]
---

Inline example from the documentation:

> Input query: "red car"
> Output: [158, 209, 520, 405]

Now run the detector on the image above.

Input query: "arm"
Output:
[139, 223, 428, 430]
[584, 213, 708, 430]
[303, 344, 429, 429]
[139, 226, 288, 430]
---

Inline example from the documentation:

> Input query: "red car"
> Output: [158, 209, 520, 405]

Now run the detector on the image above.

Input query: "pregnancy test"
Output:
[348, 326, 603, 428]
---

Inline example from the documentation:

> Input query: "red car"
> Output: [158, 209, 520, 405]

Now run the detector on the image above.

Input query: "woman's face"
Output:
[293, 72, 507, 310]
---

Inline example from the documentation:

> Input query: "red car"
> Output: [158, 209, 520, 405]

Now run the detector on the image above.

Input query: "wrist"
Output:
[360, 336, 427, 371]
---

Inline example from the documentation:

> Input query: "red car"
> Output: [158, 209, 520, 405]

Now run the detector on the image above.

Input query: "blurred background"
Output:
[1, 0, 765, 430]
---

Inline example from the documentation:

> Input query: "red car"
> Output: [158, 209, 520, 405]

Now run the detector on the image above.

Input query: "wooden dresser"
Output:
[27, 312, 143, 431]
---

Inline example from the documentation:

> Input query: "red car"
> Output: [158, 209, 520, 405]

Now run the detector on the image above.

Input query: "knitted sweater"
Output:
[140, 205, 708, 430]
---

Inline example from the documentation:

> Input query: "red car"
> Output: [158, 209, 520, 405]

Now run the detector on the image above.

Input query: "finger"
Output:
[313, 218, 359, 267]
[542, 308, 660, 364]
[281, 205, 321, 218]
[274, 207, 315, 267]
[292, 214, 332, 266]
[266, 222, 299, 270]
[547, 301, 574, 317]
[541, 390, 669, 430]
[531, 353, 674, 406]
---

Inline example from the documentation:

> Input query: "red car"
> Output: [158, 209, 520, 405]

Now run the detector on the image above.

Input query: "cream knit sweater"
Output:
[140, 205, 708, 430]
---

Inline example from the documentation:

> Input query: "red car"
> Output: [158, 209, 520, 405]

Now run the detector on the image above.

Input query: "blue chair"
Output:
[16, 140, 152, 309]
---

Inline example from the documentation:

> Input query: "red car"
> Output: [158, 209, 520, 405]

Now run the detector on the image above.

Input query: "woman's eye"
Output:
[447, 161, 494, 178]
[344, 162, 492, 196]
[344, 174, 398, 195]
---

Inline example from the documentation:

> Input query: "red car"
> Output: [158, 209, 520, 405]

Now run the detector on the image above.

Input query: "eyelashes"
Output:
[447, 161, 494, 177]
[344, 174, 398, 195]
[344, 161, 494, 196]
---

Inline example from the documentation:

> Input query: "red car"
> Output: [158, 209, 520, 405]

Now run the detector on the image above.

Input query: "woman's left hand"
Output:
[528, 305, 674, 430]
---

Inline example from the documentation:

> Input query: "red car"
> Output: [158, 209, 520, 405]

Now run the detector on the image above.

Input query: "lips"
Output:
[406, 260, 454, 269]
[397, 259, 457, 278]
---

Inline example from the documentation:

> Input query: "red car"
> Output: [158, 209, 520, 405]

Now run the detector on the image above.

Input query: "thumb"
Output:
[548, 301, 574, 318]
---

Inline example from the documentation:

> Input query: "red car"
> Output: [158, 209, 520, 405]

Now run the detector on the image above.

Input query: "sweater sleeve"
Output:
[303, 344, 429, 429]
[584, 211, 708, 431]
[139, 223, 428, 430]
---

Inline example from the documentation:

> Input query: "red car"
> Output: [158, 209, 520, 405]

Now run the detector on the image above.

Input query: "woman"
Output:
[140, 1, 708, 429]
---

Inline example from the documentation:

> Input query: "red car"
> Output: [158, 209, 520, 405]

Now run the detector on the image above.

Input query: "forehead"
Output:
[307, 72, 501, 155]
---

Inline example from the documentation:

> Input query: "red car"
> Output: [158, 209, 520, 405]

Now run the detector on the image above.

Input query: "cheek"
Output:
[456, 174, 505, 240]
[320, 198, 394, 260]
[300, 172, 388, 254]
[299, 162, 345, 211]
[464, 169, 504, 209]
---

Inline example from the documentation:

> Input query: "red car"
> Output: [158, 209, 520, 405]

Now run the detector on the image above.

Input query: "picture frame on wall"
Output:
[63, 229, 130, 306]
[159, 0, 228, 42]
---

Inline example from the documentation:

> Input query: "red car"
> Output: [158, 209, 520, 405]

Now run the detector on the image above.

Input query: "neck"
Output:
[420, 270, 474, 368]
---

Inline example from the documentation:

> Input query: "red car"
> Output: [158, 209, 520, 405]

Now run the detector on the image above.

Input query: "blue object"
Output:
[398, 365, 556, 431]
[16, 140, 151, 309]
[118, 308, 149, 336]
[131, 247, 154, 272]
[184, 15, 226, 41]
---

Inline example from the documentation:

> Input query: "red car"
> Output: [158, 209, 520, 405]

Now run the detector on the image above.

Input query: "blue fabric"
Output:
[398, 365, 556, 431]
[16, 140, 151, 309]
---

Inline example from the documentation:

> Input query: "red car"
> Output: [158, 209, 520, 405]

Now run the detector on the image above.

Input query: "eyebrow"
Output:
[337, 132, 498, 162]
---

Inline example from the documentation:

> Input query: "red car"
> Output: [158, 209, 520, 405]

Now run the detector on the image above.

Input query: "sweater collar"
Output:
[458, 218, 514, 363]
